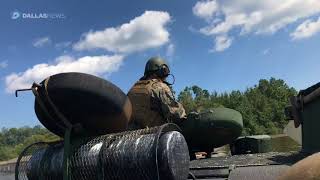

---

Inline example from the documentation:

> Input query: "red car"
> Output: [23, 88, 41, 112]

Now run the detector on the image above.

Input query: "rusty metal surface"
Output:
[190, 151, 307, 169]
[228, 165, 289, 180]
[188, 151, 309, 179]
[189, 168, 229, 179]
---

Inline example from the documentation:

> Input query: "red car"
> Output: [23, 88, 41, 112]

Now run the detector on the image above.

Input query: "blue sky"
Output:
[1, 0, 320, 128]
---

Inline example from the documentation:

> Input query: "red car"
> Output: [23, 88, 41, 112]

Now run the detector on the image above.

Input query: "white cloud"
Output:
[291, 17, 320, 40]
[166, 43, 175, 57]
[33, 37, 51, 48]
[0, 61, 8, 69]
[73, 11, 171, 53]
[213, 35, 233, 52]
[262, 48, 270, 55]
[193, 0, 320, 51]
[193, 0, 219, 20]
[5, 55, 123, 93]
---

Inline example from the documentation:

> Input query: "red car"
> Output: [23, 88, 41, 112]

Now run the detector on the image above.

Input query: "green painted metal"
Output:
[301, 98, 320, 153]
[61, 128, 93, 180]
[230, 135, 272, 155]
[288, 82, 320, 153]
[180, 108, 243, 152]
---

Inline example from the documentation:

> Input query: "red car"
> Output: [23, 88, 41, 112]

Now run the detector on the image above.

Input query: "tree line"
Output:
[0, 125, 59, 161]
[0, 77, 297, 161]
[177, 77, 297, 135]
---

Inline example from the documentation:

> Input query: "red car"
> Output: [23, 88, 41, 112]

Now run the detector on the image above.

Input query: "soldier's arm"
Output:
[155, 84, 187, 124]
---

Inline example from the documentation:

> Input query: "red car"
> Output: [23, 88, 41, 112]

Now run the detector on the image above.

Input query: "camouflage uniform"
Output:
[127, 78, 186, 129]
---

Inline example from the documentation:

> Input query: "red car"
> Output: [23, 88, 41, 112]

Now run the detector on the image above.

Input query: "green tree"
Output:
[178, 77, 297, 135]
[178, 86, 222, 113]
[0, 126, 60, 161]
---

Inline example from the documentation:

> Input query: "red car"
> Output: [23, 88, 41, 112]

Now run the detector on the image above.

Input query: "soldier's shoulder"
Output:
[133, 79, 152, 86]
[151, 79, 169, 89]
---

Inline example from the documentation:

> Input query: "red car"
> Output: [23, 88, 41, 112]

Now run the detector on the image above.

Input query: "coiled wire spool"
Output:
[26, 143, 64, 180]
[15, 141, 57, 180]
[15, 124, 189, 180]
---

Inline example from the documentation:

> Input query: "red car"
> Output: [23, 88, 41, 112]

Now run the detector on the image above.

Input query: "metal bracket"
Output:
[15, 82, 41, 97]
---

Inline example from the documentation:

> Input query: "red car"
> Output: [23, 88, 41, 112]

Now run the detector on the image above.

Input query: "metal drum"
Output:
[33, 72, 132, 137]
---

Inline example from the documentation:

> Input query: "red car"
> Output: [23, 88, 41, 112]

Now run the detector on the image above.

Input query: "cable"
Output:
[188, 172, 197, 180]
[164, 74, 175, 85]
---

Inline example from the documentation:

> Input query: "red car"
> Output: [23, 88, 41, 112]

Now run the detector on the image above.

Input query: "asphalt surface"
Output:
[0, 173, 14, 180]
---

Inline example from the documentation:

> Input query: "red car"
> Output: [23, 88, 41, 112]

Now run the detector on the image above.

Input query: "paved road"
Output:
[0, 173, 14, 180]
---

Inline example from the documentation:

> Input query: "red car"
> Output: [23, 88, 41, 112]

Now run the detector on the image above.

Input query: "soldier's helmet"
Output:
[144, 57, 170, 78]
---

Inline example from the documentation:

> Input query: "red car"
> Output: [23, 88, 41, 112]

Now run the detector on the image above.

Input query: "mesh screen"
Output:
[70, 125, 162, 180]
[16, 124, 185, 180]
[16, 141, 57, 180]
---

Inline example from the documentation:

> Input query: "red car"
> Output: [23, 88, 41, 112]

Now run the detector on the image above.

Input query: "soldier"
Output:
[127, 57, 187, 129]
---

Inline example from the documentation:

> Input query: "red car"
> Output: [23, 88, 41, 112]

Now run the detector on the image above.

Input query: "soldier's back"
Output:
[127, 79, 166, 129]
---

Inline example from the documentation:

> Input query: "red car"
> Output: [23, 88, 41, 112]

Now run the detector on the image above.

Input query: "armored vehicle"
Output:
[14, 73, 319, 180]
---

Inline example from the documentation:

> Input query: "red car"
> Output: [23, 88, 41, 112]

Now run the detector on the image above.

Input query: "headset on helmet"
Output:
[155, 64, 170, 78]
[144, 57, 170, 78]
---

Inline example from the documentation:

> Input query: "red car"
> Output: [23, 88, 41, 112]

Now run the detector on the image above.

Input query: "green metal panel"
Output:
[231, 135, 272, 155]
[301, 98, 320, 153]
[180, 108, 243, 152]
